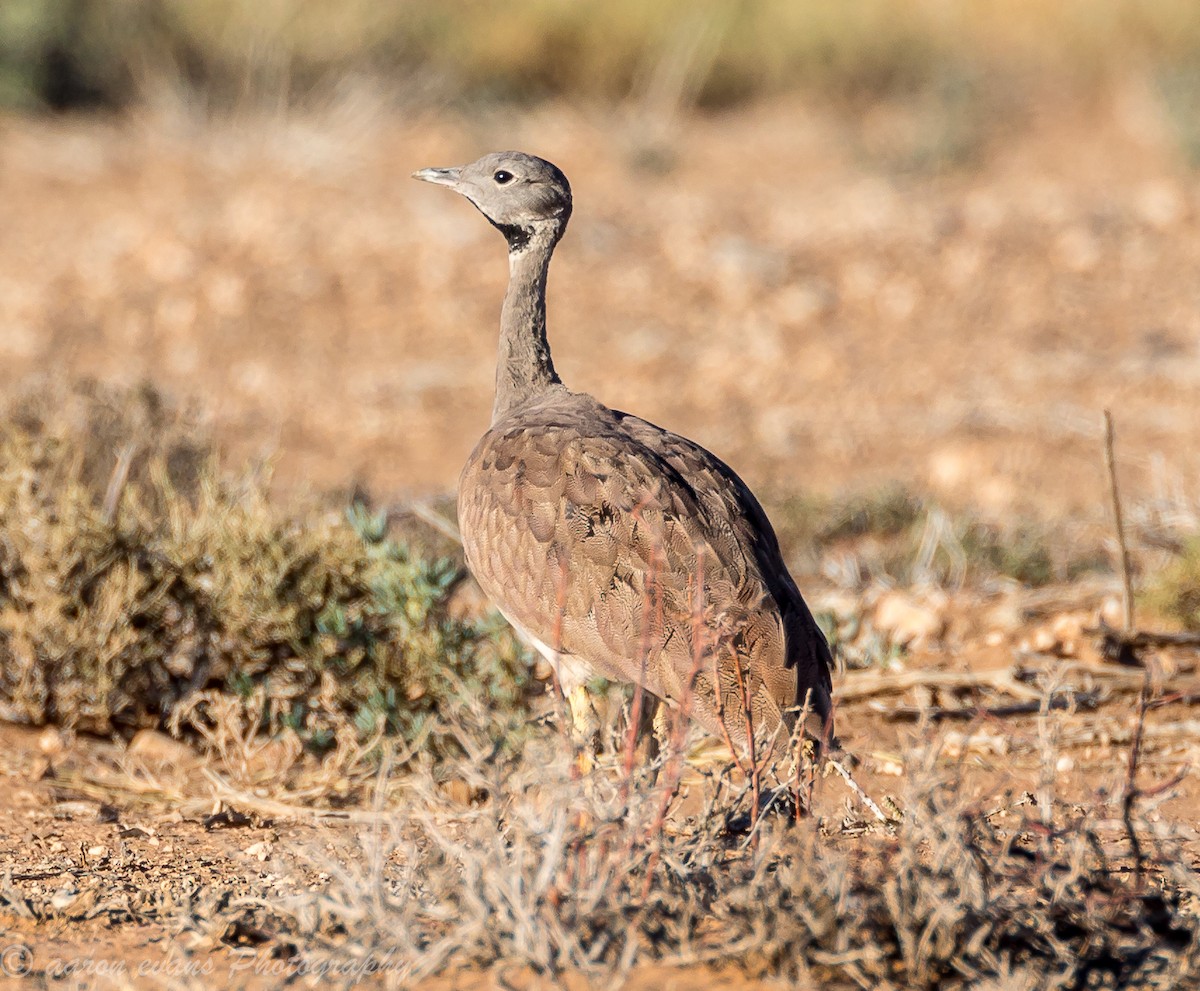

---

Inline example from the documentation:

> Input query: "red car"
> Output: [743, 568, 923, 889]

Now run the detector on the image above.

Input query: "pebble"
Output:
[37, 726, 65, 757]
[126, 729, 200, 769]
[243, 840, 273, 862]
[873, 590, 946, 647]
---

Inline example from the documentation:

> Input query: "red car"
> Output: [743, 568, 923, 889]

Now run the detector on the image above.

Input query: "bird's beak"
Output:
[411, 166, 463, 188]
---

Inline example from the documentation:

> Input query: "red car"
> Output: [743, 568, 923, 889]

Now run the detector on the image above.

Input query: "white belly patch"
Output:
[496, 607, 595, 694]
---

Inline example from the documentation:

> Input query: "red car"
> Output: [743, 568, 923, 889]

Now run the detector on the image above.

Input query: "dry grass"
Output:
[1145, 538, 1200, 631]
[187, 701, 1200, 990]
[773, 485, 1100, 590]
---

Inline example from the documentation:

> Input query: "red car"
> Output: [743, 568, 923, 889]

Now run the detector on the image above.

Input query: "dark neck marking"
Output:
[493, 222, 533, 253]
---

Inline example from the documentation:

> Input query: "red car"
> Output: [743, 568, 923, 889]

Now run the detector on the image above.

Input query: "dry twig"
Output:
[1104, 409, 1135, 635]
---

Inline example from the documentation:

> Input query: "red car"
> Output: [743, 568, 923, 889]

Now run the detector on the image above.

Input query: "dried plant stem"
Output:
[1122, 671, 1151, 881]
[101, 443, 137, 525]
[623, 502, 662, 783]
[1100, 629, 1200, 650]
[1104, 409, 1135, 634]
[840, 667, 1043, 702]
[403, 499, 463, 543]
[730, 651, 761, 827]
[639, 555, 714, 896]
[828, 758, 888, 823]
[711, 653, 750, 785]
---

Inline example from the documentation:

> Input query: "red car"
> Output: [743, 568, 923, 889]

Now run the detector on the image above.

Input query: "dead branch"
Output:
[400, 499, 463, 543]
[1015, 656, 1196, 689]
[827, 758, 888, 823]
[1103, 409, 1135, 634]
[1121, 671, 1151, 881]
[874, 690, 1102, 722]
[101, 443, 137, 525]
[839, 668, 1043, 702]
[1096, 624, 1200, 668]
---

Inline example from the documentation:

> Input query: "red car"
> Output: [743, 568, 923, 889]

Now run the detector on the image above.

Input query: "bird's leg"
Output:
[566, 683, 664, 773]
[651, 700, 672, 755]
[635, 694, 662, 764]
[566, 683, 602, 773]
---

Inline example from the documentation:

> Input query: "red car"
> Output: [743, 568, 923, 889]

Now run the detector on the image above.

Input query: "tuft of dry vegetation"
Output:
[196, 706, 1200, 991]
[0, 382, 531, 760]
[773, 485, 1100, 590]
[1145, 538, 1200, 632]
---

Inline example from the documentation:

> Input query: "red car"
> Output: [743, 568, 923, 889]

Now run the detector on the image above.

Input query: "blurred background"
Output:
[2, 0, 1200, 535]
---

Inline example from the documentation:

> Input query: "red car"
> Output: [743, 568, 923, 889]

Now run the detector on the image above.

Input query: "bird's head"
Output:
[412, 151, 572, 252]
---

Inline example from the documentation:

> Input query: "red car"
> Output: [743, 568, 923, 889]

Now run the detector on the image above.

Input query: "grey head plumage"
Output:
[413, 151, 572, 252]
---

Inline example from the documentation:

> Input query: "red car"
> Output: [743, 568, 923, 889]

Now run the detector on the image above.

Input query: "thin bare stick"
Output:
[1121, 670, 1151, 882]
[1104, 409, 1134, 634]
[711, 651, 749, 782]
[729, 649, 760, 828]
[877, 690, 1101, 722]
[639, 551, 714, 896]
[397, 499, 463, 544]
[828, 758, 888, 824]
[101, 444, 137, 525]
[545, 549, 582, 778]
[840, 667, 1043, 702]
[623, 500, 661, 783]
[1096, 627, 1200, 651]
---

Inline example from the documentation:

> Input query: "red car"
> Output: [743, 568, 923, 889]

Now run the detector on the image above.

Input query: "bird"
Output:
[412, 151, 833, 752]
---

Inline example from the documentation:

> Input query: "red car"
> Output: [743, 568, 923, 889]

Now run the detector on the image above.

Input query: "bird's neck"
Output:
[492, 224, 563, 424]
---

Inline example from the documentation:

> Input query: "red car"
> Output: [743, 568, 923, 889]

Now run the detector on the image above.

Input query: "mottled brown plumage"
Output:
[414, 152, 833, 747]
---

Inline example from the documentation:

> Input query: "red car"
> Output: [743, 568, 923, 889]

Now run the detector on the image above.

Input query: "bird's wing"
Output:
[458, 396, 831, 736]
[613, 410, 834, 712]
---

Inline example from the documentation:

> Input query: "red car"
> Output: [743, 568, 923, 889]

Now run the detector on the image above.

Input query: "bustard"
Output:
[413, 151, 833, 750]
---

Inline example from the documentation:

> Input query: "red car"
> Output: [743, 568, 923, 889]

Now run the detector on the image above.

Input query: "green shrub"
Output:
[1144, 537, 1200, 630]
[0, 382, 531, 757]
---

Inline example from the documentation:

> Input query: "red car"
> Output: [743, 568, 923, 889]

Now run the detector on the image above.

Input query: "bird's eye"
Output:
[493, 170, 513, 184]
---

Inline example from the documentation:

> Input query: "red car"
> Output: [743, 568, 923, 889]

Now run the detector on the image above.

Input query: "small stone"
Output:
[1100, 597, 1124, 627]
[118, 825, 152, 839]
[51, 801, 95, 821]
[982, 598, 1023, 633]
[441, 778, 473, 805]
[38, 727, 65, 757]
[942, 730, 1008, 758]
[126, 729, 199, 769]
[50, 886, 79, 911]
[1032, 628, 1057, 653]
[873, 590, 946, 647]
[1051, 614, 1084, 641]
